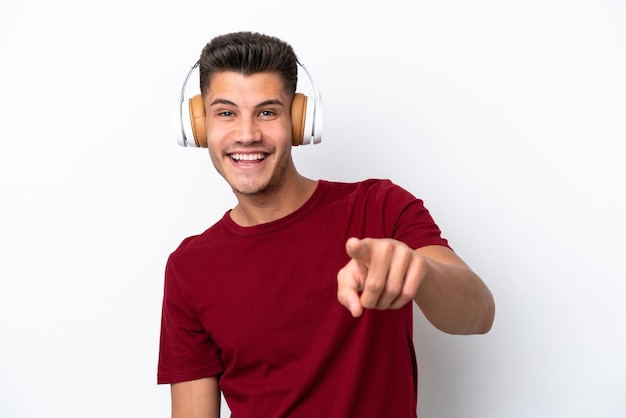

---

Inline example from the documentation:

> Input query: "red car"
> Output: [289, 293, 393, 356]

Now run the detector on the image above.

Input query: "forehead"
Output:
[206, 71, 288, 97]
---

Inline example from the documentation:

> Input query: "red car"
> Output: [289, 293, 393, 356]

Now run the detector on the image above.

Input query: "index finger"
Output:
[345, 237, 369, 265]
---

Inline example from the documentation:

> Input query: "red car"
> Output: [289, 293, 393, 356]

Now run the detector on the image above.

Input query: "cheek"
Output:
[267, 118, 294, 145]
[205, 116, 230, 136]
[205, 122, 229, 149]
[207, 144, 223, 168]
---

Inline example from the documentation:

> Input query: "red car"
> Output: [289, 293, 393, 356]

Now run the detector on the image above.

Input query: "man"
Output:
[158, 31, 495, 418]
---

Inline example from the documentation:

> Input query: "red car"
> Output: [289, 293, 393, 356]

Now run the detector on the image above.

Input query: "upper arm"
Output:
[171, 377, 221, 418]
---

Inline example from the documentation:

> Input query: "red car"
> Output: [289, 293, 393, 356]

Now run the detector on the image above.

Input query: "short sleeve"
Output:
[157, 254, 224, 384]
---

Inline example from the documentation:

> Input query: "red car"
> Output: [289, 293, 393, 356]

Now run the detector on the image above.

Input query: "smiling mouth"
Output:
[230, 153, 267, 162]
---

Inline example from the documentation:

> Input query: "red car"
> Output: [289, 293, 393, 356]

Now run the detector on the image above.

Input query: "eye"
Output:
[218, 110, 234, 118]
[258, 109, 281, 120]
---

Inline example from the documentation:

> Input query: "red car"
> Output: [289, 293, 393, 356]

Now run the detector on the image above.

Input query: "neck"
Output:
[229, 175, 318, 226]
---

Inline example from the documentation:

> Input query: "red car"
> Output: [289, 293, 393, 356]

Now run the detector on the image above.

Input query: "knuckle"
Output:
[361, 297, 377, 309]
[364, 278, 384, 294]
[385, 283, 402, 299]
[380, 240, 395, 257]
[401, 285, 414, 299]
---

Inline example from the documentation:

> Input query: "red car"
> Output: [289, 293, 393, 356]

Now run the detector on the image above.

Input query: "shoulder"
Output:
[322, 178, 417, 202]
[322, 178, 405, 194]
[168, 214, 228, 262]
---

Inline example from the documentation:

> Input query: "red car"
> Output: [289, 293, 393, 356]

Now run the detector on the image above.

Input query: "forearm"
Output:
[171, 377, 221, 418]
[415, 247, 495, 335]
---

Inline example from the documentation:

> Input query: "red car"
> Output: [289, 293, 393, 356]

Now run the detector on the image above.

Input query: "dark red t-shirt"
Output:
[158, 179, 449, 417]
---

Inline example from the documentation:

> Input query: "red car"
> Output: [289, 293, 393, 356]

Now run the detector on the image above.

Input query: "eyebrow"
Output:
[209, 98, 285, 108]
[209, 98, 236, 107]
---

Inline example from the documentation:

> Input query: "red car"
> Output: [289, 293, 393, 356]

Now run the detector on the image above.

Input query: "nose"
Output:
[237, 115, 262, 143]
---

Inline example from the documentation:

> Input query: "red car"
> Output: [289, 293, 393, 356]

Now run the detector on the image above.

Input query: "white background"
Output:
[1, 1, 625, 417]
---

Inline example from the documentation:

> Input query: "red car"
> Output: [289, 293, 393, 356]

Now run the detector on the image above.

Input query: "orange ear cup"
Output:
[290, 93, 307, 146]
[187, 93, 307, 148]
[188, 95, 207, 148]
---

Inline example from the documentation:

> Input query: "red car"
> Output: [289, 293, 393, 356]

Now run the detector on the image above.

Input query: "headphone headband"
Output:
[177, 61, 200, 148]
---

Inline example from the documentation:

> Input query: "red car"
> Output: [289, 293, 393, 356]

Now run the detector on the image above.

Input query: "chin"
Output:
[234, 177, 284, 196]
[230, 180, 270, 196]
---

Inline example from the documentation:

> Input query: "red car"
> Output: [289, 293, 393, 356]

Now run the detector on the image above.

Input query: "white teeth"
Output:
[231, 153, 265, 161]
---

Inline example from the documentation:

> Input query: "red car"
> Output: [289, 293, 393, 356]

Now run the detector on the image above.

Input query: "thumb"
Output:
[345, 291, 364, 318]
[337, 238, 368, 317]
[337, 272, 364, 318]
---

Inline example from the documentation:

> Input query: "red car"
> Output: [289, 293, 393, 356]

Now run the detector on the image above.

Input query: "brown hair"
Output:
[199, 31, 298, 98]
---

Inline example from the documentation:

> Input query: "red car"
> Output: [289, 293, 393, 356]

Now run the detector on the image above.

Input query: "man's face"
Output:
[203, 71, 294, 197]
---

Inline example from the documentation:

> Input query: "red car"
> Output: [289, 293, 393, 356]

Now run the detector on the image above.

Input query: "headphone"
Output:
[177, 60, 323, 148]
